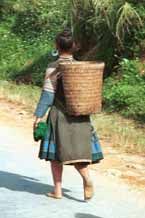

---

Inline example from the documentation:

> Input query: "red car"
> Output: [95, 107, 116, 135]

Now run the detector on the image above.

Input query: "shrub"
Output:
[72, 0, 144, 72]
[0, 0, 71, 83]
[103, 59, 145, 121]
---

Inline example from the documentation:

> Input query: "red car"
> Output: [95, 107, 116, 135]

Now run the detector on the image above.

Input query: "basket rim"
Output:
[59, 61, 105, 67]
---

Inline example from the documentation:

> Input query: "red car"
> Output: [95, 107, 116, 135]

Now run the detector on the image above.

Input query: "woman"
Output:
[33, 31, 104, 200]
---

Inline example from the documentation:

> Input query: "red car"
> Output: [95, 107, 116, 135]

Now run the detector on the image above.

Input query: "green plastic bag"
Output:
[33, 121, 47, 142]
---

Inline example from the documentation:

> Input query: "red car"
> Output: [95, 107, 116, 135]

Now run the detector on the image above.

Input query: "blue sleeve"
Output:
[34, 90, 55, 118]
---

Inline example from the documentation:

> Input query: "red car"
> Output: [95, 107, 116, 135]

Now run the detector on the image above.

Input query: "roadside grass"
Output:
[0, 80, 40, 112]
[93, 114, 145, 154]
[0, 80, 145, 154]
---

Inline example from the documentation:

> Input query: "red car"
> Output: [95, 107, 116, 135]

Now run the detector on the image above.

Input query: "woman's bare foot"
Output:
[83, 178, 94, 201]
[47, 192, 62, 199]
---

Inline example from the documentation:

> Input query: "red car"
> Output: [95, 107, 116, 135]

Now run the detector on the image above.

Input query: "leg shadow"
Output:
[0, 171, 69, 195]
[63, 193, 85, 203]
[75, 213, 103, 218]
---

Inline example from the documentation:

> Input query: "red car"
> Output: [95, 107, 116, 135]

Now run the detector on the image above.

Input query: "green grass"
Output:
[0, 80, 41, 112]
[93, 113, 145, 154]
[0, 15, 53, 84]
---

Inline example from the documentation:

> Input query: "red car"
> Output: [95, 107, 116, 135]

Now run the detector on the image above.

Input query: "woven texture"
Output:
[59, 61, 105, 116]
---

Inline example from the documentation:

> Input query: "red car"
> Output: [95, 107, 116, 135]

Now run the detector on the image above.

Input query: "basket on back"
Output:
[59, 61, 105, 116]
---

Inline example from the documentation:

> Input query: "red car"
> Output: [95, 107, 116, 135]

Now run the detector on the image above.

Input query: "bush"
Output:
[11, 0, 71, 41]
[103, 59, 145, 121]
[0, 0, 70, 83]
[72, 0, 145, 72]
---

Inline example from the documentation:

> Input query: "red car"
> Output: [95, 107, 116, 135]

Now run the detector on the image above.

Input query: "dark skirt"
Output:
[39, 105, 104, 165]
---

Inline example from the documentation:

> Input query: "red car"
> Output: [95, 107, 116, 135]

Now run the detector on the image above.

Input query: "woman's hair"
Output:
[55, 30, 73, 52]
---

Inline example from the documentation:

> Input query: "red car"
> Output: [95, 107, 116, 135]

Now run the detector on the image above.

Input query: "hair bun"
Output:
[56, 30, 73, 52]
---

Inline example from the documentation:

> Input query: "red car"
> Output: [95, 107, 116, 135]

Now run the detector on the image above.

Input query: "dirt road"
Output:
[0, 100, 145, 218]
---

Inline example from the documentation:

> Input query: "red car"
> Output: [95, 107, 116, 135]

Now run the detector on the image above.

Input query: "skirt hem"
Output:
[63, 159, 91, 165]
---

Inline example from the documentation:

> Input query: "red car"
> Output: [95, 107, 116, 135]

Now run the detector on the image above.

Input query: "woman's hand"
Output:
[33, 117, 42, 130]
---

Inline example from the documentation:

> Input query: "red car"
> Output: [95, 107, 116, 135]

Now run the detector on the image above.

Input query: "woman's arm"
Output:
[33, 90, 54, 129]
[34, 90, 54, 118]
[33, 61, 58, 128]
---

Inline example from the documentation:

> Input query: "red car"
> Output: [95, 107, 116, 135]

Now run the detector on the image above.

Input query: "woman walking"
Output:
[33, 31, 104, 200]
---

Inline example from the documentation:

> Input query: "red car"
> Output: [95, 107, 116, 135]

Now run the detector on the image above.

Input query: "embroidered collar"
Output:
[59, 56, 73, 60]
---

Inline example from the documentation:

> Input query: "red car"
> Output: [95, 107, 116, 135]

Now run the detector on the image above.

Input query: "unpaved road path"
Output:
[0, 100, 145, 218]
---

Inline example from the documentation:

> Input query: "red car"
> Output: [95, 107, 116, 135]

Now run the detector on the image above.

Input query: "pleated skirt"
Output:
[38, 115, 104, 165]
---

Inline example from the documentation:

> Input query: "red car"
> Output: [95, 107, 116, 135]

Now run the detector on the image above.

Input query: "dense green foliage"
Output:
[103, 59, 145, 120]
[0, 0, 145, 121]
[72, 0, 145, 69]
[0, 0, 70, 84]
[71, 0, 145, 121]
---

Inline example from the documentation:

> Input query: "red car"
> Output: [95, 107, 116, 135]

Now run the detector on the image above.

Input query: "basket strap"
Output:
[54, 98, 67, 114]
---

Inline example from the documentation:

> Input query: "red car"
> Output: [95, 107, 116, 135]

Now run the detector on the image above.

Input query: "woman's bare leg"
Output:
[74, 163, 93, 200]
[74, 163, 90, 180]
[48, 160, 63, 198]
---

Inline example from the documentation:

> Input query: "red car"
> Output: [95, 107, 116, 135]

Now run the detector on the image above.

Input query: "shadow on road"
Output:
[0, 171, 69, 195]
[75, 213, 103, 218]
[63, 193, 85, 203]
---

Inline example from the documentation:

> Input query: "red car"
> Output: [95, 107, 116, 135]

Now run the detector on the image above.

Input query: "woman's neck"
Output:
[59, 52, 72, 58]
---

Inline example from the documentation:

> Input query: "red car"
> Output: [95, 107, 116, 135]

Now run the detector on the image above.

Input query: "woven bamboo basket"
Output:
[59, 61, 105, 116]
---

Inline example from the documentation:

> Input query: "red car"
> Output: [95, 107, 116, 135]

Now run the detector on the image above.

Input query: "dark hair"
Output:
[56, 30, 73, 52]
